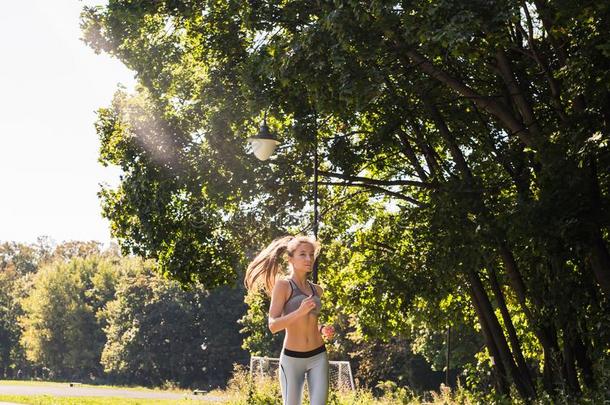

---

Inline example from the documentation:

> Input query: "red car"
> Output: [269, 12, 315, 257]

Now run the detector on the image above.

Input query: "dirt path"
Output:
[0, 384, 223, 401]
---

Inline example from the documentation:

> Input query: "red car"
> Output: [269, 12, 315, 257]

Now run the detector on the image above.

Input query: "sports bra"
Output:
[282, 279, 322, 316]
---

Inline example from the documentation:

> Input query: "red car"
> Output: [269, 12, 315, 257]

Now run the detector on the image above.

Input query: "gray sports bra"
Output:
[282, 279, 321, 316]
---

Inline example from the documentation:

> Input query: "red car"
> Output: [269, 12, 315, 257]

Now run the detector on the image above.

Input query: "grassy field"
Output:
[0, 380, 220, 405]
[0, 380, 192, 394]
[2, 374, 606, 405]
[0, 395, 212, 404]
[0, 376, 465, 405]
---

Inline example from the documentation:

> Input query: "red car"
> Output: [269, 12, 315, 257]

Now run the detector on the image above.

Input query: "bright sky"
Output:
[0, 1, 135, 245]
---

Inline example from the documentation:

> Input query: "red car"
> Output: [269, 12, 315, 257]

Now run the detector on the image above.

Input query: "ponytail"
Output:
[244, 234, 321, 295]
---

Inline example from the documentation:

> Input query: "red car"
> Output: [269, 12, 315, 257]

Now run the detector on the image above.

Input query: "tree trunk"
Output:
[497, 244, 566, 389]
[495, 49, 542, 139]
[422, 97, 473, 179]
[468, 283, 511, 397]
[487, 265, 535, 394]
[542, 327, 563, 393]
[585, 155, 610, 296]
[588, 230, 610, 296]
[468, 269, 536, 399]
[546, 253, 585, 395]
[572, 334, 595, 389]
[561, 328, 582, 395]
[409, 118, 445, 179]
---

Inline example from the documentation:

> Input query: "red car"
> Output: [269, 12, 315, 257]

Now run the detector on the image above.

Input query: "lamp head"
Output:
[247, 120, 281, 161]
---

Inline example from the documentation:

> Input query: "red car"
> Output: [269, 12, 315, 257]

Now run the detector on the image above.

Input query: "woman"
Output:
[245, 235, 335, 405]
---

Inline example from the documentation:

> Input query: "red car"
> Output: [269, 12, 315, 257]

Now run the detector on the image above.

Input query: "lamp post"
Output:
[312, 121, 319, 283]
[247, 115, 320, 283]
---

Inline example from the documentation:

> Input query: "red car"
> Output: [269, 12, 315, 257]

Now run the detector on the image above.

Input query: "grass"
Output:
[212, 366, 610, 405]
[0, 380, 194, 394]
[3, 371, 608, 405]
[0, 395, 212, 405]
[0, 380, 222, 404]
[213, 365, 479, 405]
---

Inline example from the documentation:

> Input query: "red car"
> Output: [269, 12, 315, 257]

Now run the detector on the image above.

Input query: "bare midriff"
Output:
[284, 311, 324, 351]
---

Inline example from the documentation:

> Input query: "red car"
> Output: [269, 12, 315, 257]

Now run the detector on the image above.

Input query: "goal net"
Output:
[250, 356, 355, 391]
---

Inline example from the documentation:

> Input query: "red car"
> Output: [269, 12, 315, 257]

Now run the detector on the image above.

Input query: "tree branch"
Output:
[395, 129, 429, 181]
[317, 181, 424, 206]
[319, 170, 436, 189]
[494, 49, 542, 139]
[518, 5, 567, 122]
[421, 96, 474, 181]
[408, 117, 449, 179]
[400, 48, 542, 151]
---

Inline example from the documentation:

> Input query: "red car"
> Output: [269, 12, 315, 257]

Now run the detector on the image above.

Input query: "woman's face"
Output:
[289, 242, 315, 273]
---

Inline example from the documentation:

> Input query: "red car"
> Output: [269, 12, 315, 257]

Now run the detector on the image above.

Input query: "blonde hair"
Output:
[244, 235, 321, 295]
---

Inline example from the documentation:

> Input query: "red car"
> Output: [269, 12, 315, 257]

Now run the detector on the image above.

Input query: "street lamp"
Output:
[246, 115, 281, 161]
[247, 115, 321, 283]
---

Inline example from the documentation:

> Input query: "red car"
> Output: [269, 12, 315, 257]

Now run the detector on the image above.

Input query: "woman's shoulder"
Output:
[274, 278, 291, 287]
[308, 281, 324, 296]
[272, 278, 291, 293]
[270, 279, 292, 302]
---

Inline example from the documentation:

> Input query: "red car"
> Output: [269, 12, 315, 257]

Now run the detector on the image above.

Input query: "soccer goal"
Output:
[250, 356, 355, 391]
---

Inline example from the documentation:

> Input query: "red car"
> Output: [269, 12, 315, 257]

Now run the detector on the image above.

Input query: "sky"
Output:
[0, 1, 135, 245]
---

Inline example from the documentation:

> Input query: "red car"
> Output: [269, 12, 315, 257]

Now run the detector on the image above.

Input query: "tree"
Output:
[19, 256, 120, 379]
[239, 290, 283, 357]
[0, 241, 47, 275]
[0, 240, 118, 378]
[100, 258, 247, 388]
[0, 266, 28, 377]
[51, 241, 103, 261]
[81, 1, 610, 399]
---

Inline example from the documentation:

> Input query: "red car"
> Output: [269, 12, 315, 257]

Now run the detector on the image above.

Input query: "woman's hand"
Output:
[320, 325, 335, 340]
[297, 295, 316, 315]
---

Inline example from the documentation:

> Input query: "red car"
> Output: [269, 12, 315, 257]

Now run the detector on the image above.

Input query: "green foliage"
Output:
[93, 87, 243, 288]
[238, 290, 282, 357]
[100, 258, 247, 388]
[0, 240, 120, 378]
[221, 364, 498, 404]
[0, 266, 28, 376]
[81, 0, 610, 400]
[19, 256, 120, 379]
[0, 240, 47, 274]
[0, 240, 247, 388]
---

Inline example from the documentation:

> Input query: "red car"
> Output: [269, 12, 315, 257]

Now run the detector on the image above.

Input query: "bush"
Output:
[218, 364, 486, 405]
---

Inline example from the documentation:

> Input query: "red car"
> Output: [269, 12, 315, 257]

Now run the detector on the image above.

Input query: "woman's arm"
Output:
[268, 280, 315, 334]
[313, 284, 335, 339]
[269, 308, 308, 334]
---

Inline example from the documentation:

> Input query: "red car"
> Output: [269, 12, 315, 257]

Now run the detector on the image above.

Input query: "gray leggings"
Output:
[279, 346, 329, 405]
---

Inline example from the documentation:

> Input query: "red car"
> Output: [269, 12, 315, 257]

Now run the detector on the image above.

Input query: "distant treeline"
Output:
[0, 239, 247, 389]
